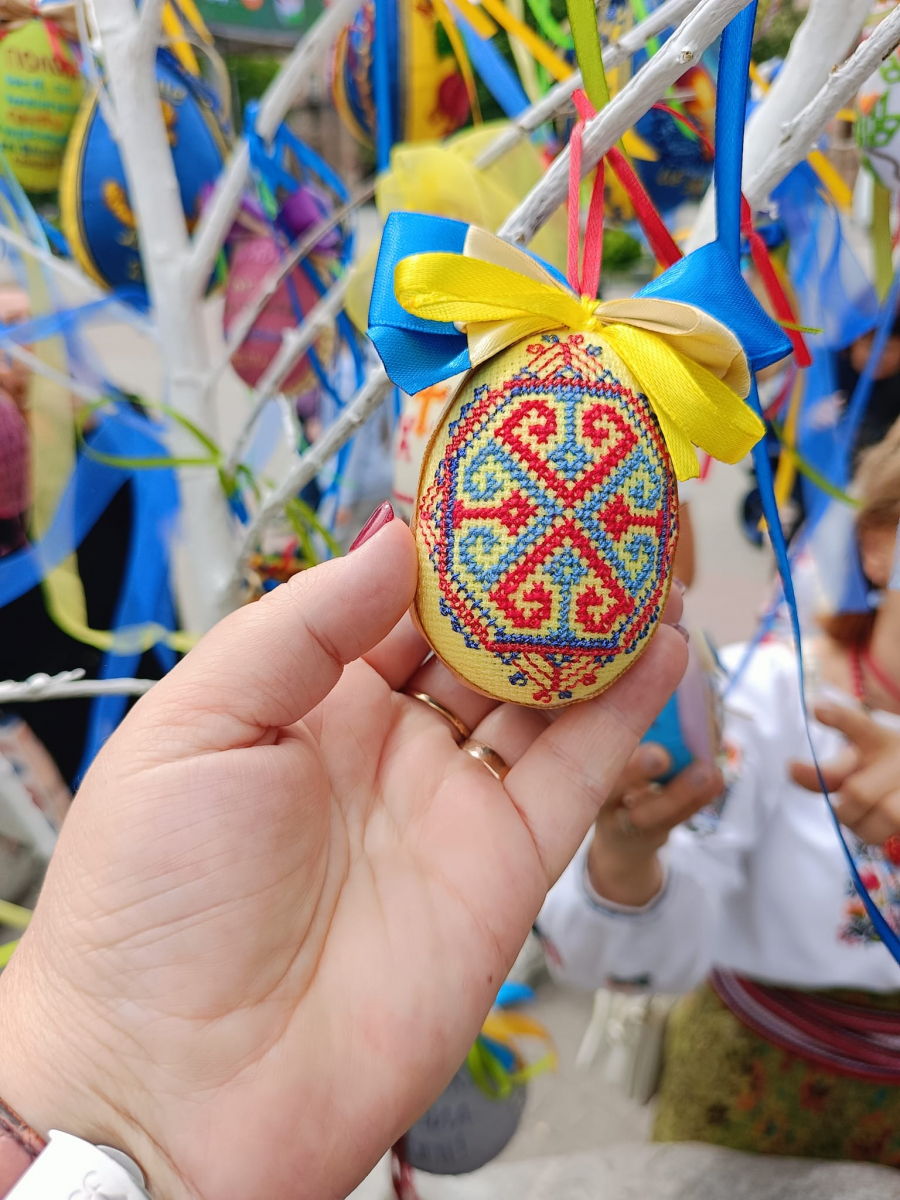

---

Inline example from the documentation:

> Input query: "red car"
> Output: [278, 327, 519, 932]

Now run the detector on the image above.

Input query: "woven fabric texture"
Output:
[414, 332, 678, 708]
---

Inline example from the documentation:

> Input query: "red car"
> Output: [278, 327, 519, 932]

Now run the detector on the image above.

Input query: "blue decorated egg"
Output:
[60, 54, 228, 291]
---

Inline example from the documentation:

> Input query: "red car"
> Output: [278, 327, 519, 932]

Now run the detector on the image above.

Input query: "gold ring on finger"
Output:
[461, 738, 510, 782]
[402, 690, 471, 745]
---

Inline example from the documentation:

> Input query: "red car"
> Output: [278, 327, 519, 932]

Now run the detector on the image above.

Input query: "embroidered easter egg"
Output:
[331, 0, 469, 148]
[857, 51, 900, 191]
[392, 373, 465, 520]
[223, 236, 336, 397]
[414, 331, 679, 708]
[0, 20, 83, 194]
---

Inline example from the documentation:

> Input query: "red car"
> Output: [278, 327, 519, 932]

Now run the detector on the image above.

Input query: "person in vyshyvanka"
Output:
[539, 418, 900, 1166]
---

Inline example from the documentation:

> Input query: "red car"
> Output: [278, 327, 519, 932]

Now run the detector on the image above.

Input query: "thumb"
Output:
[131, 509, 418, 756]
[606, 741, 673, 805]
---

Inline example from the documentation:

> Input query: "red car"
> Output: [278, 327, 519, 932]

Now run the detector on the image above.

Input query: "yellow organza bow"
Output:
[393, 228, 765, 481]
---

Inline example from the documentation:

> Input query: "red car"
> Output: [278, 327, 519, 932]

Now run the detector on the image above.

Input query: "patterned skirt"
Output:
[653, 983, 900, 1166]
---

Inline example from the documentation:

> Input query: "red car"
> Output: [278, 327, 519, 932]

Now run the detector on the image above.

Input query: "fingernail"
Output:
[673, 624, 690, 643]
[673, 578, 686, 595]
[687, 762, 713, 792]
[350, 502, 394, 552]
[639, 743, 669, 775]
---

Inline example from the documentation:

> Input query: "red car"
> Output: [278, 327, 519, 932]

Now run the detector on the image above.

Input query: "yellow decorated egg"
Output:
[0, 20, 83, 194]
[413, 331, 679, 708]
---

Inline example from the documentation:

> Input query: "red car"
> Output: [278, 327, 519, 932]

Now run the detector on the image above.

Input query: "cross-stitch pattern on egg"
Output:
[414, 332, 679, 708]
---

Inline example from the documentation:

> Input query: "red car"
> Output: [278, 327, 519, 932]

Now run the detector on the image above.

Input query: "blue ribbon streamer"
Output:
[372, 0, 395, 172]
[453, 13, 531, 118]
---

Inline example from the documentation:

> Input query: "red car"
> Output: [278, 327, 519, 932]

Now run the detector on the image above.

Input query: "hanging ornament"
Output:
[631, 65, 716, 213]
[331, 0, 470, 150]
[857, 49, 900, 191]
[399, 986, 555, 1178]
[391, 373, 465, 520]
[368, 215, 778, 708]
[0, 18, 83, 194]
[60, 52, 228, 291]
[223, 236, 336, 397]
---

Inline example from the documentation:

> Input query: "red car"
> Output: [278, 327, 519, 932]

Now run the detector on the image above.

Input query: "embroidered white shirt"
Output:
[539, 641, 900, 994]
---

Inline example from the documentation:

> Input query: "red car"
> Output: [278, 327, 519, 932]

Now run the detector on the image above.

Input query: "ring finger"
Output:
[402, 654, 500, 743]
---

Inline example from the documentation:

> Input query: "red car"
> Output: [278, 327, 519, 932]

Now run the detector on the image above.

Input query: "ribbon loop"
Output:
[370, 214, 770, 481]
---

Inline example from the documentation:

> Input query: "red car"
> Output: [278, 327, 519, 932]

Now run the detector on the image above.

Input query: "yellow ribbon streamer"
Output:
[394, 236, 764, 481]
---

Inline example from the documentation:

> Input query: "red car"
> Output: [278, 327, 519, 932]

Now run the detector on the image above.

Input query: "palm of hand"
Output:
[0, 522, 684, 1200]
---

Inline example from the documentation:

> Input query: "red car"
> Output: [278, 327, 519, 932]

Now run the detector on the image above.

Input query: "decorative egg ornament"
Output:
[369, 214, 770, 709]
[0, 19, 83, 194]
[60, 52, 228, 290]
[331, 0, 469, 149]
[223, 236, 335, 397]
[391, 373, 465, 520]
[414, 333, 679, 707]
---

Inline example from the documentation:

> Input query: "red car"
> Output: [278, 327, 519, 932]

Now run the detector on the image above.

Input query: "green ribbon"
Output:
[565, 0, 610, 109]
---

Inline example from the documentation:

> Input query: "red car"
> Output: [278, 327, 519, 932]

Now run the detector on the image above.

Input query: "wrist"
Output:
[0, 942, 180, 1200]
[586, 832, 663, 908]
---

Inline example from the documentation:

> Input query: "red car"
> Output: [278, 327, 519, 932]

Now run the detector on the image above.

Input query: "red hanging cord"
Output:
[391, 1144, 422, 1200]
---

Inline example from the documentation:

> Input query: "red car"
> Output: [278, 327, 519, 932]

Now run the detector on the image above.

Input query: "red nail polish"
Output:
[350, 501, 394, 552]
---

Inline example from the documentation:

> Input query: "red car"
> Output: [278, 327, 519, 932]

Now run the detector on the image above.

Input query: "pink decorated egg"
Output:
[223, 237, 335, 397]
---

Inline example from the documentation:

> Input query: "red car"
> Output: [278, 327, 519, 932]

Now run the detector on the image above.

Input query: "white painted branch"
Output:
[74, 0, 120, 141]
[0, 670, 155, 704]
[688, 0, 872, 251]
[93, 0, 236, 632]
[185, 0, 366, 297]
[136, 0, 167, 57]
[224, 272, 353, 475]
[745, 6, 900, 209]
[476, 0, 702, 170]
[228, 367, 392, 600]
[210, 179, 375, 385]
[499, 0, 754, 247]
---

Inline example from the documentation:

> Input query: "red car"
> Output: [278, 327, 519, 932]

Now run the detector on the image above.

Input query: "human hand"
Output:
[791, 702, 900, 845]
[587, 743, 724, 907]
[0, 508, 687, 1200]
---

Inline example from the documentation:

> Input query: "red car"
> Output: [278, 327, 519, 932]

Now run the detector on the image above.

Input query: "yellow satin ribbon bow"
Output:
[393, 229, 765, 481]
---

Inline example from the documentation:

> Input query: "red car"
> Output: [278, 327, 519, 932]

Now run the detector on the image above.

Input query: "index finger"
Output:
[814, 702, 893, 759]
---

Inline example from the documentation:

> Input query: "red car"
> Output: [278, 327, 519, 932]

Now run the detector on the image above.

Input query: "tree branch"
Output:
[745, 6, 900, 209]
[475, 0, 701, 170]
[185, 0, 367, 297]
[209, 179, 375, 386]
[228, 367, 392, 601]
[688, 0, 873, 251]
[498, 0, 754, 246]
[224, 273, 353, 475]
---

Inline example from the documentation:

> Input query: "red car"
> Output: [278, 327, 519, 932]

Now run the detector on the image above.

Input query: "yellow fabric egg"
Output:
[413, 330, 679, 708]
[0, 20, 83, 194]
